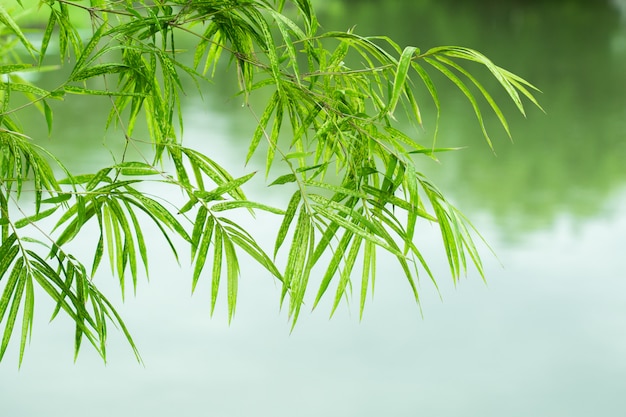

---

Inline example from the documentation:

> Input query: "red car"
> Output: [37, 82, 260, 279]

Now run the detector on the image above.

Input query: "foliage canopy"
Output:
[0, 0, 540, 365]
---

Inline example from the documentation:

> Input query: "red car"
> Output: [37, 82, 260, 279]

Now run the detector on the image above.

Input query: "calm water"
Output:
[1, 1, 626, 416]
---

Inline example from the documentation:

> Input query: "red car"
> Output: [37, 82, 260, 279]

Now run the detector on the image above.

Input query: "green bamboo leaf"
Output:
[289, 225, 315, 327]
[0, 257, 22, 323]
[85, 167, 113, 191]
[387, 46, 417, 115]
[194, 172, 256, 203]
[210, 227, 223, 316]
[441, 47, 526, 115]
[269, 10, 304, 83]
[0, 64, 33, 74]
[267, 8, 308, 41]
[64, 85, 147, 97]
[53, 200, 97, 248]
[19, 274, 34, 367]
[435, 55, 512, 139]
[181, 148, 239, 193]
[93, 288, 142, 363]
[122, 195, 184, 262]
[225, 226, 282, 281]
[57, 174, 96, 185]
[178, 197, 198, 215]
[194, 24, 215, 71]
[424, 57, 493, 148]
[269, 173, 297, 186]
[497, 66, 544, 112]
[39, 11, 56, 65]
[274, 191, 301, 256]
[380, 155, 398, 201]
[124, 188, 191, 243]
[293, 0, 317, 32]
[429, 197, 460, 280]
[14, 207, 59, 228]
[310, 212, 342, 266]
[124, 200, 149, 278]
[0, 4, 37, 57]
[72, 23, 107, 77]
[73, 262, 84, 359]
[156, 49, 183, 90]
[43, 100, 53, 136]
[115, 161, 160, 176]
[0, 82, 50, 98]
[248, 7, 282, 87]
[108, 199, 137, 291]
[310, 196, 402, 256]
[27, 252, 98, 330]
[359, 240, 375, 320]
[312, 228, 353, 309]
[403, 163, 419, 253]
[0, 259, 25, 362]
[330, 236, 362, 316]
[0, 234, 19, 277]
[102, 205, 116, 283]
[192, 215, 214, 293]
[110, 204, 124, 289]
[223, 234, 239, 323]
[248, 91, 279, 164]
[70, 64, 130, 82]
[191, 205, 209, 259]
[266, 99, 283, 176]
[384, 126, 438, 158]
[284, 207, 312, 320]
[92, 235, 104, 278]
[306, 180, 369, 200]
[211, 200, 284, 215]
[197, 25, 223, 76]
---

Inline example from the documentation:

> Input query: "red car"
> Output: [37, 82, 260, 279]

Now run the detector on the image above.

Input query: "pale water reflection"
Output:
[1, 1, 626, 416]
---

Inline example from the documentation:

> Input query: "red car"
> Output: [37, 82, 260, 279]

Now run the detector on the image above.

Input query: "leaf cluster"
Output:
[0, 0, 540, 364]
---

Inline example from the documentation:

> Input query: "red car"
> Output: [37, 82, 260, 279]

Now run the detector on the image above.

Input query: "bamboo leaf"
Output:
[210, 227, 223, 316]
[223, 234, 239, 323]
[284, 206, 311, 320]
[115, 161, 160, 176]
[14, 207, 59, 229]
[226, 226, 282, 281]
[0, 4, 37, 57]
[192, 215, 214, 293]
[40, 11, 56, 64]
[248, 91, 279, 164]
[312, 228, 353, 309]
[0, 64, 33, 74]
[194, 172, 256, 203]
[191, 205, 209, 260]
[275, 191, 301, 256]
[269, 173, 297, 186]
[0, 235, 19, 278]
[211, 200, 284, 215]
[0, 259, 25, 362]
[435, 55, 512, 139]
[330, 236, 362, 317]
[64, 85, 147, 97]
[360, 240, 375, 320]
[19, 274, 34, 367]
[387, 46, 417, 115]
[424, 56, 494, 148]
[70, 64, 130, 82]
